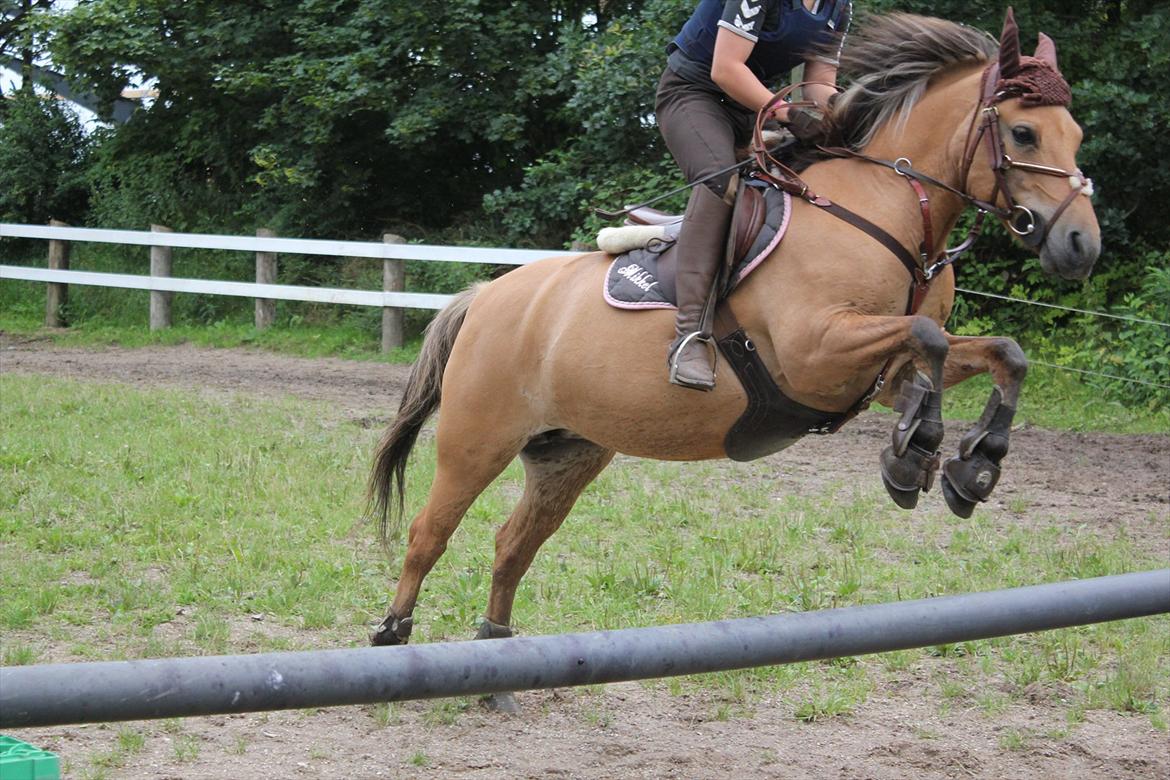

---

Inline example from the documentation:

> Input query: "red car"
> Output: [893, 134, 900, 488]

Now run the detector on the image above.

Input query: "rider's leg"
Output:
[655, 68, 751, 390]
[668, 183, 734, 389]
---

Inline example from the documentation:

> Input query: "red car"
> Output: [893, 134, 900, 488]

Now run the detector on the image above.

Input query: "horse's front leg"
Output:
[938, 334, 1028, 518]
[792, 313, 949, 510]
[874, 317, 950, 510]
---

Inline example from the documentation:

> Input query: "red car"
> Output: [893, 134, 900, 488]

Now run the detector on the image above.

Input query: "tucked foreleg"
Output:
[938, 335, 1028, 518]
[787, 313, 950, 510]
[876, 317, 950, 509]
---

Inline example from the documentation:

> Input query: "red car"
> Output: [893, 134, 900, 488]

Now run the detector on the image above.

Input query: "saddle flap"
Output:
[729, 182, 767, 269]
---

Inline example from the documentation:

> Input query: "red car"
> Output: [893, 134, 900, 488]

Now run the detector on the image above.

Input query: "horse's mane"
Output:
[830, 13, 998, 150]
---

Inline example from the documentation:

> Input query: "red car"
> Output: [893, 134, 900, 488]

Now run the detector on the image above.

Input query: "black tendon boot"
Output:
[668, 183, 734, 390]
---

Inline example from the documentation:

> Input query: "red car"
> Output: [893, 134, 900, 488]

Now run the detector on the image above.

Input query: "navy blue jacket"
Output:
[669, 0, 851, 88]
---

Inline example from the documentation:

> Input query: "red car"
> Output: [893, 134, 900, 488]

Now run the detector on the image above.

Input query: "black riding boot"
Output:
[668, 183, 733, 390]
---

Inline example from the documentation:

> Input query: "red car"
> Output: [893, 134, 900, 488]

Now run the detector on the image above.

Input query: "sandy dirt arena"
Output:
[2, 336, 1168, 779]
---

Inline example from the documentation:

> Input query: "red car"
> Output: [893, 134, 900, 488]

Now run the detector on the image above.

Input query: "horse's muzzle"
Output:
[1039, 218, 1101, 280]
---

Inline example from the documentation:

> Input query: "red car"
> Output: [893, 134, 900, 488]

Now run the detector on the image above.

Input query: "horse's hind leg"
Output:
[371, 433, 525, 646]
[938, 335, 1028, 518]
[474, 433, 614, 710]
[483, 433, 614, 631]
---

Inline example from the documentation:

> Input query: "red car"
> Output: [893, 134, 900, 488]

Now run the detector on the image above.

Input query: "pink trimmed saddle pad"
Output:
[603, 183, 792, 310]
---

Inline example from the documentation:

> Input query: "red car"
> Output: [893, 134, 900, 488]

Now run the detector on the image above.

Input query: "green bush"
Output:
[0, 91, 90, 224]
[1071, 259, 1170, 410]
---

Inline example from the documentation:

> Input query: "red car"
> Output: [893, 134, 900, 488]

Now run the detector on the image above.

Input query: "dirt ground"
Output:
[2, 336, 1168, 779]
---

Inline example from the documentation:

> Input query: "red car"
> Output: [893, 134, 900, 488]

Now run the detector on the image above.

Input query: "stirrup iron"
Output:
[668, 330, 717, 386]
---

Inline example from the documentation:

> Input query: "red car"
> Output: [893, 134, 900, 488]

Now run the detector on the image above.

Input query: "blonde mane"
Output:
[832, 14, 998, 150]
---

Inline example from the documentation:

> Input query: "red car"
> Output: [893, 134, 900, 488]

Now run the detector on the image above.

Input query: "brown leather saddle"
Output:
[625, 177, 770, 283]
[604, 178, 773, 307]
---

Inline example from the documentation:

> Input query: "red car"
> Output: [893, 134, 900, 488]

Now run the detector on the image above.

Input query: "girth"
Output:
[715, 308, 845, 461]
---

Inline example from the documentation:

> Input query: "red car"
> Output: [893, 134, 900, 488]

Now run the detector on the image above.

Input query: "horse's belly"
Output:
[541, 321, 746, 461]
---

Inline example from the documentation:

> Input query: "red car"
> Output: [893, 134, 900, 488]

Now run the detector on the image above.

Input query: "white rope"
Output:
[955, 287, 1170, 329]
[1030, 360, 1170, 391]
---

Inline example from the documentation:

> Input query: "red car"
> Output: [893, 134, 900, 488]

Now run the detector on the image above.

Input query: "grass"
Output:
[0, 371, 1167, 732]
[0, 308, 421, 364]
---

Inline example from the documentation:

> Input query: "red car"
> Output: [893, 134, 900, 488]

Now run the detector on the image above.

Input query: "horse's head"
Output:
[969, 9, 1101, 280]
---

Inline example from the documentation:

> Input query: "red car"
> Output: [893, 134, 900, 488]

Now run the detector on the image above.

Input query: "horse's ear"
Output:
[1034, 32, 1060, 73]
[998, 7, 1022, 78]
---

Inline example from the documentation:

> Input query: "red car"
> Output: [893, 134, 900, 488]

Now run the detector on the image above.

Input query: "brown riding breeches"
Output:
[655, 67, 755, 198]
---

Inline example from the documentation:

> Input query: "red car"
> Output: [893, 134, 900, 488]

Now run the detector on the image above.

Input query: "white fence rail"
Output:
[0, 223, 564, 265]
[1, 223, 580, 351]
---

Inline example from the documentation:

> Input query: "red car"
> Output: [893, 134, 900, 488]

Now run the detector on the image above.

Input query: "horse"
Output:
[365, 11, 1101, 683]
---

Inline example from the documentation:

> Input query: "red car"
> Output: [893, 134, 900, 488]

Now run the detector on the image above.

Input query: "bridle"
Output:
[954, 62, 1094, 248]
[751, 62, 1094, 308]
[746, 61, 1093, 429]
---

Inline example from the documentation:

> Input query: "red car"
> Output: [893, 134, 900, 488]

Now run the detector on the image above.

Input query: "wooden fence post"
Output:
[45, 219, 71, 328]
[382, 233, 405, 353]
[255, 228, 277, 329]
[150, 224, 173, 331]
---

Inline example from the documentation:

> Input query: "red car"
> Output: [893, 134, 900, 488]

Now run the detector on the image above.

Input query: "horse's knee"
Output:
[991, 338, 1028, 385]
[910, 316, 949, 369]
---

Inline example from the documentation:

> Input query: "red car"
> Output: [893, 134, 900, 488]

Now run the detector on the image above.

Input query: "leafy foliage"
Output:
[1071, 258, 1170, 409]
[0, 90, 89, 223]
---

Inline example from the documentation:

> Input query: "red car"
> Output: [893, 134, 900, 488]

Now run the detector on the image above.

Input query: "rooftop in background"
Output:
[1, 55, 154, 124]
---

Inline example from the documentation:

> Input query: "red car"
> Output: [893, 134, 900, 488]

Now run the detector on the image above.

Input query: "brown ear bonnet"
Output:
[994, 8, 1072, 107]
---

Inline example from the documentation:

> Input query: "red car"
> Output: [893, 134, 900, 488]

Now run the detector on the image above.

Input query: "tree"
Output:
[1, 1, 43, 94]
[45, 0, 606, 237]
[0, 89, 89, 224]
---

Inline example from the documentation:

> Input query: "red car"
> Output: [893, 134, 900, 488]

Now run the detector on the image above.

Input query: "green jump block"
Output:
[0, 736, 60, 780]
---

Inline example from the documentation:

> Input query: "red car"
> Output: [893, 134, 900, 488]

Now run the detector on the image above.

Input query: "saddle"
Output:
[602, 178, 789, 310]
[601, 179, 845, 461]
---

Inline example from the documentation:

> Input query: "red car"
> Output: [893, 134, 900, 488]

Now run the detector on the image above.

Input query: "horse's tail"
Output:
[368, 283, 484, 543]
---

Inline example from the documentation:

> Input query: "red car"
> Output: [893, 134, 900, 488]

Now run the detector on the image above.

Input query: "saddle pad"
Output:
[603, 223, 683, 309]
[604, 182, 792, 310]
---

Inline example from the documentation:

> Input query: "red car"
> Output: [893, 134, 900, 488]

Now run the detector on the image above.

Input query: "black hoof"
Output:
[370, 628, 405, 646]
[480, 692, 520, 714]
[882, 472, 921, 509]
[941, 473, 977, 519]
[370, 612, 412, 646]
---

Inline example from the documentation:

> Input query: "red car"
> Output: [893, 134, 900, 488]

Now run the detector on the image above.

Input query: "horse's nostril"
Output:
[1069, 230, 1083, 257]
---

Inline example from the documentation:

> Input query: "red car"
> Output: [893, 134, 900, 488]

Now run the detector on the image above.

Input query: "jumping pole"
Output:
[2, 569, 1167, 729]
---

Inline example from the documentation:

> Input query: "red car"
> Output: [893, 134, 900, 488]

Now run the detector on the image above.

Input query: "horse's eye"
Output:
[1011, 125, 1037, 147]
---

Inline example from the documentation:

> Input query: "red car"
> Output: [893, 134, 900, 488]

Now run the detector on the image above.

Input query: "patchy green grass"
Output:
[0, 311, 420, 364]
[942, 365, 1170, 434]
[0, 373, 1166, 731]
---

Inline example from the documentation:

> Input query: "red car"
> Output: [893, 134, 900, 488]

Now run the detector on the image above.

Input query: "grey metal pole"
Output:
[2, 570, 1166, 729]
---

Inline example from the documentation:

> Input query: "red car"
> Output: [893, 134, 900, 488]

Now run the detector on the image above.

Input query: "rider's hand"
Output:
[785, 107, 829, 144]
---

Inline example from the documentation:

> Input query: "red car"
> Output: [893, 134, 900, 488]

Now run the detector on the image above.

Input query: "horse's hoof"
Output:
[882, 472, 920, 509]
[480, 692, 520, 714]
[370, 612, 413, 646]
[941, 473, 978, 519]
[369, 627, 406, 646]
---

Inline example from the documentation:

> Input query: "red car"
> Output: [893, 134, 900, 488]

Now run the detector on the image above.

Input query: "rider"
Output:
[658, 0, 852, 390]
